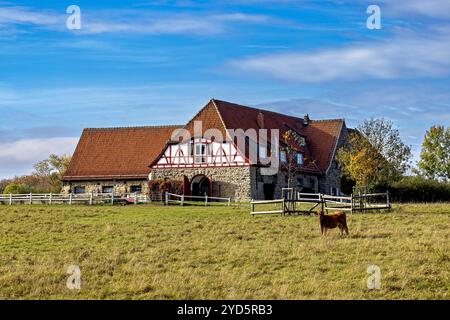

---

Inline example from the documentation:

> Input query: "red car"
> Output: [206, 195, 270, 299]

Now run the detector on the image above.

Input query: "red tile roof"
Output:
[62, 126, 181, 181]
[64, 99, 346, 180]
[213, 99, 345, 173]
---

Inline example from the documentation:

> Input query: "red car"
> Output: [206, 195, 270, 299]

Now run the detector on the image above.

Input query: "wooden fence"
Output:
[165, 192, 231, 206]
[251, 189, 391, 216]
[0, 192, 151, 205]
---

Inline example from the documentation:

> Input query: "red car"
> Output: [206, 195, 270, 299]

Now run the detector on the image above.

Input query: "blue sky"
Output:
[0, 0, 449, 178]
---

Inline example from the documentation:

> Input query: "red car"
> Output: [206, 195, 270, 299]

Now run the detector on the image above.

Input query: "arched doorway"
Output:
[191, 174, 211, 197]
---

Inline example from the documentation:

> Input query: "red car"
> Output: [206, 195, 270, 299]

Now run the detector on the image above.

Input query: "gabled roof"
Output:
[183, 99, 345, 174]
[62, 125, 181, 181]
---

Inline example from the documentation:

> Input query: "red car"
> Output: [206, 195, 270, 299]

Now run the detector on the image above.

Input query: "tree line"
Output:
[0, 154, 71, 194]
[337, 119, 449, 202]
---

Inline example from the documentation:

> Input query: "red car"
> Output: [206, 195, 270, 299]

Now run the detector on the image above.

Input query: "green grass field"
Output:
[0, 203, 448, 299]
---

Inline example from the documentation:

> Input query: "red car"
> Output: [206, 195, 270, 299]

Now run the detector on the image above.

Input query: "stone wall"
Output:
[62, 179, 148, 195]
[150, 166, 253, 202]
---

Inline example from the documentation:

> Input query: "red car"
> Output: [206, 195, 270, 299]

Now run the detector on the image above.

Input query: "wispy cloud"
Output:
[230, 30, 450, 82]
[0, 5, 288, 36]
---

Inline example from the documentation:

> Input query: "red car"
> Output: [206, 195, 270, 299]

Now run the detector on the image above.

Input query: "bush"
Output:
[374, 176, 450, 203]
[148, 179, 183, 195]
[3, 183, 33, 194]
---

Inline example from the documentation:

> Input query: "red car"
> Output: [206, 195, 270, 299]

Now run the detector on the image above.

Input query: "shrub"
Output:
[3, 183, 33, 194]
[374, 176, 450, 203]
[148, 179, 183, 195]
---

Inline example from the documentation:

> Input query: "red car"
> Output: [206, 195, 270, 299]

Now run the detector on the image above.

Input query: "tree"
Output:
[282, 130, 302, 189]
[417, 125, 450, 181]
[3, 183, 32, 194]
[337, 118, 412, 189]
[33, 154, 72, 192]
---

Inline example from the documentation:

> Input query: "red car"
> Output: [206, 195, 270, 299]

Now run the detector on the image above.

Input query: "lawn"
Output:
[0, 203, 448, 299]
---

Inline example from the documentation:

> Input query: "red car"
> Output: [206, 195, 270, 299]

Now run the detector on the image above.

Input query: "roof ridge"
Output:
[310, 118, 345, 123]
[85, 125, 182, 130]
[214, 99, 303, 121]
[213, 99, 345, 123]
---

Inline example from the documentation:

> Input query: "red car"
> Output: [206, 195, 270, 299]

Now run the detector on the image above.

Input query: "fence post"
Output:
[350, 192, 354, 215]
[228, 197, 231, 207]
[69, 193, 73, 205]
[111, 191, 114, 205]
[251, 199, 254, 215]
[387, 191, 391, 210]
[165, 192, 169, 206]
[29, 192, 32, 205]
[319, 193, 324, 213]
[89, 192, 93, 205]
[205, 194, 208, 207]
[134, 192, 137, 205]
[49, 193, 52, 205]
[181, 194, 184, 206]
[9, 193, 12, 205]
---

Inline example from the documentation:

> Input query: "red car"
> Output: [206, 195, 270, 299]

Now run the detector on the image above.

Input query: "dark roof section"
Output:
[62, 125, 181, 181]
[212, 99, 345, 173]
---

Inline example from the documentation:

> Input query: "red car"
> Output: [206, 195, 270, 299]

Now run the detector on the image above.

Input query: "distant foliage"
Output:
[1, 154, 71, 194]
[3, 183, 33, 194]
[338, 118, 412, 189]
[417, 125, 450, 181]
[148, 179, 183, 194]
[374, 176, 450, 203]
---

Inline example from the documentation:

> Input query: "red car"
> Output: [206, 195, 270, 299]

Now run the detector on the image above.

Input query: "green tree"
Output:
[3, 183, 32, 194]
[417, 125, 450, 181]
[338, 118, 412, 189]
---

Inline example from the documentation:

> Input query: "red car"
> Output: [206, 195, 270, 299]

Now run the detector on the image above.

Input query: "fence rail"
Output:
[0, 192, 153, 205]
[251, 189, 391, 216]
[165, 192, 231, 206]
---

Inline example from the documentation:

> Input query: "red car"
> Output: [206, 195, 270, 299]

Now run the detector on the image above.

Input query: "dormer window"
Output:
[299, 137, 306, 147]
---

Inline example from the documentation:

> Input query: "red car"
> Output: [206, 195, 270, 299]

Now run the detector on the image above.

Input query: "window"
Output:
[194, 143, 208, 163]
[297, 152, 304, 165]
[130, 185, 142, 193]
[74, 186, 85, 194]
[102, 186, 113, 193]
[299, 137, 306, 146]
[280, 150, 287, 163]
[259, 144, 267, 160]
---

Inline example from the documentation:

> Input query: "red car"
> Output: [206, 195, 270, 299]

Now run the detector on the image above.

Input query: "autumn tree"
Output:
[32, 154, 72, 192]
[338, 118, 411, 189]
[417, 125, 450, 181]
[282, 129, 302, 189]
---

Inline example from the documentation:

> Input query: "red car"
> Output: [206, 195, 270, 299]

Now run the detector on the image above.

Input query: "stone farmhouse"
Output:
[62, 99, 349, 201]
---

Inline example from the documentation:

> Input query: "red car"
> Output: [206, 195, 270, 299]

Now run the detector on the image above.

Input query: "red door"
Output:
[183, 176, 191, 196]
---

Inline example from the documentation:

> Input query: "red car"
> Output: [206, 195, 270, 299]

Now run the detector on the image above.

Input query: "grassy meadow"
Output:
[0, 203, 448, 299]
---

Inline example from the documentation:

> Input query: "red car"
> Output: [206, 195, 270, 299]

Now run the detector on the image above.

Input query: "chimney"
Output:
[257, 112, 265, 128]
[303, 114, 310, 126]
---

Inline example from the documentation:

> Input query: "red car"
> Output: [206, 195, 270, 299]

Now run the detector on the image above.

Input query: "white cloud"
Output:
[231, 33, 450, 82]
[0, 137, 78, 178]
[0, 6, 285, 36]
[381, 0, 450, 19]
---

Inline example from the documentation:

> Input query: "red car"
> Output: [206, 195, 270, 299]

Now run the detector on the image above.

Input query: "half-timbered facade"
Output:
[62, 99, 349, 202]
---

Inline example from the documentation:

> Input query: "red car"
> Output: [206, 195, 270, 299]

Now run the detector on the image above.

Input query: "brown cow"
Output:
[318, 211, 349, 236]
